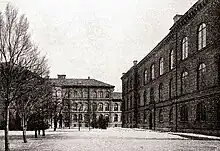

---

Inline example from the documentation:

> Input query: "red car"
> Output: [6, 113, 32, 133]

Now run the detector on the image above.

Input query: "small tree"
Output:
[0, 4, 49, 151]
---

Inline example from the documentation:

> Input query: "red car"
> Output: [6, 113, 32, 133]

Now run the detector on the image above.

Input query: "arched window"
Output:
[196, 103, 206, 121]
[144, 69, 148, 84]
[170, 49, 174, 70]
[159, 109, 163, 122]
[198, 23, 206, 50]
[99, 91, 103, 98]
[151, 64, 155, 80]
[198, 63, 206, 90]
[105, 103, 110, 111]
[182, 37, 188, 60]
[74, 90, 78, 98]
[114, 114, 118, 122]
[159, 83, 163, 102]
[114, 103, 118, 111]
[106, 91, 110, 98]
[181, 71, 188, 94]
[159, 58, 164, 75]
[180, 104, 188, 121]
[78, 102, 83, 111]
[73, 103, 78, 111]
[84, 103, 88, 111]
[93, 91, 97, 98]
[98, 103, 103, 111]
[169, 107, 173, 122]
[92, 102, 97, 111]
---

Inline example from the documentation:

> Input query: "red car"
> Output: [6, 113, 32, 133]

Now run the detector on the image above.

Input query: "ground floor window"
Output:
[169, 107, 173, 123]
[180, 105, 188, 121]
[196, 103, 206, 121]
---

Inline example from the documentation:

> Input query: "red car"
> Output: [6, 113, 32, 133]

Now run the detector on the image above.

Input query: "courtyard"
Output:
[0, 128, 220, 151]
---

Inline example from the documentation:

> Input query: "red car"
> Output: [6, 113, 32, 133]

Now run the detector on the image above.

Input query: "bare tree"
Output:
[14, 78, 52, 143]
[0, 4, 49, 151]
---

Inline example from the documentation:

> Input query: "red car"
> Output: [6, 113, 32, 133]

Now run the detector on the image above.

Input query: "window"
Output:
[143, 90, 147, 105]
[151, 64, 155, 80]
[84, 103, 88, 111]
[74, 90, 78, 98]
[105, 103, 110, 111]
[182, 37, 188, 60]
[159, 83, 163, 102]
[114, 114, 118, 122]
[150, 88, 154, 103]
[197, 63, 206, 90]
[78, 103, 83, 111]
[73, 114, 77, 122]
[170, 50, 174, 70]
[144, 69, 148, 84]
[106, 91, 110, 98]
[78, 114, 82, 121]
[144, 111, 147, 123]
[180, 105, 188, 121]
[169, 78, 173, 99]
[92, 102, 97, 111]
[73, 103, 78, 111]
[159, 109, 163, 122]
[169, 107, 173, 123]
[181, 71, 188, 94]
[196, 103, 206, 121]
[98, 103, 103, 111]
[159, 58, 164, 75]
[198, 23, 206, 50]
[93, 91, 97, 98]
[99, 91, 103, 98]
[114, 103, 118, 111]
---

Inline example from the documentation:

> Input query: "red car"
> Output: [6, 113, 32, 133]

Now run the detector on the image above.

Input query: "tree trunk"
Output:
[54, 118, 57, 131]
[22, 126, 27, 143]
[35, 129, 37, 138]
[38, 130, 40, 135]
[22, 116, 27, 143]
[4, 105, 10, 151]
[42, 129, 45, 136]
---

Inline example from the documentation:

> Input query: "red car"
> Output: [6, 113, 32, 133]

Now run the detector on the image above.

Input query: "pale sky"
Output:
[0, 0, 197, 91]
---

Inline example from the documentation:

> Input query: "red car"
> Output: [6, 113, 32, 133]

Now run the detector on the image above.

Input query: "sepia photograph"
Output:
[0, 0, 220, 150]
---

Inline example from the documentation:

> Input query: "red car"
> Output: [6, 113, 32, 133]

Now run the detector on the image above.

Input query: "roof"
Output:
[112, 92, 122, 100]
[50, 78, 115, 88]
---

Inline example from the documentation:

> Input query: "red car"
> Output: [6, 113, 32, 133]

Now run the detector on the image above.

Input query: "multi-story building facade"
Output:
[50, 75, 122, 128]
[121, 0, 220, 136]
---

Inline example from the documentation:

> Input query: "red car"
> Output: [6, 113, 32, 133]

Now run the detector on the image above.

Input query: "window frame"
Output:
[182, 37, 188, 60]
[198, 23, 207, 51]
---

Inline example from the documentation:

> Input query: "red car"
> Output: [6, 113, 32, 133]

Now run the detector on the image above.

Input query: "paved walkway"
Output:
[0, 128, 220, 151]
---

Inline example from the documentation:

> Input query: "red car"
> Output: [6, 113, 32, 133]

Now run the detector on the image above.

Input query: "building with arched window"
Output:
[49, 76, 122, 128]
[121, 0, 220, 136]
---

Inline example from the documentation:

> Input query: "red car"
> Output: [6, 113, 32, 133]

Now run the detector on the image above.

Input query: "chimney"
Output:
[88, 76, 90, 79]
[57, 74, 66, 79]
[173, 14, 183, 23]
[133, 60, 138, 66]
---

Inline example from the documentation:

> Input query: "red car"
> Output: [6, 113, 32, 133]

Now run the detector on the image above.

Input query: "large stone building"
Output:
[50, 75, 122, 128]
[121, 0, 220, 135]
